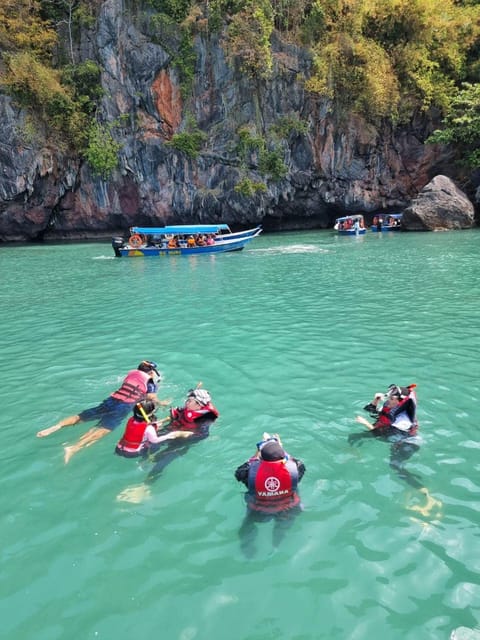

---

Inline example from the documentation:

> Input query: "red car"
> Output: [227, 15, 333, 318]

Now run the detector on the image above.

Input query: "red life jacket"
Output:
[116, 417, 148, 453]
[247, 458, 300, 513]
[170, 402, 219, 430]
[374, 406, 392, 429]
[110, 370, 150, 403]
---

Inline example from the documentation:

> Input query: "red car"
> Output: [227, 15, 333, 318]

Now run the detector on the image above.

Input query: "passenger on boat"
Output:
[349, 384, 441, 515]
[206, 234, 215, 245]
[187, 235, 196, 247]
[197, 234, 206, 246]
[167, 235, 178, 248]
[36, 361, 171, 464]
[235, 434, 306, 557]
[115, 400, 186, 458]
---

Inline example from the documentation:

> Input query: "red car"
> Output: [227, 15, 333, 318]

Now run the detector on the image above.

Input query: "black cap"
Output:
[260, 441, 285, 461]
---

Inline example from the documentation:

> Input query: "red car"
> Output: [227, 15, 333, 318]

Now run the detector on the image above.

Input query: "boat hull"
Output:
[371, 225, 402, 232]
[337, 229, 367, 236]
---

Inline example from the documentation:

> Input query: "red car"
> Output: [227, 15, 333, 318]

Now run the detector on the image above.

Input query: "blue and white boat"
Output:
[112, 224, 262, 257]
[371, 213, 403, 232]
[334, 214, 366, 236]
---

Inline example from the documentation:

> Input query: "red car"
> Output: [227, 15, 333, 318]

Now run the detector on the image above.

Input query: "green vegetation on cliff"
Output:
[427, 82, 480, 168]
[0, 0, 119, 177]
[0, 0, 479, 174]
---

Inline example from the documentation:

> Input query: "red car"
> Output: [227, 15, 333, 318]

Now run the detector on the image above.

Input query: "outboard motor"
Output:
[112, 236, 125, 257]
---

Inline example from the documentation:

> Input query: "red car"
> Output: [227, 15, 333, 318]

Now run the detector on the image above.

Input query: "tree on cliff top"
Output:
[301, 0, 480, 120]
[427, 83, 480, 169]
[0, 0, 57, 58]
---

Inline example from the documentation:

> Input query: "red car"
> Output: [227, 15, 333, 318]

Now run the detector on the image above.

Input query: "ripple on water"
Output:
[1, 232, 480, 639]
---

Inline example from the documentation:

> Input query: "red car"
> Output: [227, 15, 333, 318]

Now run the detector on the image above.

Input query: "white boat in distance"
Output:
[334, 214, 366, 236]
[371, 213, 403, 232]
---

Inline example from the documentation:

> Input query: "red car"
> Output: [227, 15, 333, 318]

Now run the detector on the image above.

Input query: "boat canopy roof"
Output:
[130, 224, 231, 235]
[335, 214, 364, 223]
[386, 213, 402, 219]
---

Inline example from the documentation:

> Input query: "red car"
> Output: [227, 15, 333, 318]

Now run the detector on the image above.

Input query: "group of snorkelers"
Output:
[37, 362, 440, 533]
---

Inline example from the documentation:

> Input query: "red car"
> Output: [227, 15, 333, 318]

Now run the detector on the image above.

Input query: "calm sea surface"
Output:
[1, 229, 479, 640]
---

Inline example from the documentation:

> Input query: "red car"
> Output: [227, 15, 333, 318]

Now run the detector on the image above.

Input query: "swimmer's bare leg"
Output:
[64, 427, 110, 464]
[37, 415, 81, 438]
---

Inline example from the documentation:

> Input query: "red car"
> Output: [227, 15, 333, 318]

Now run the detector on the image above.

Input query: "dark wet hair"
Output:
[133, 400, 156, 421]
[138, 360, 159, 375]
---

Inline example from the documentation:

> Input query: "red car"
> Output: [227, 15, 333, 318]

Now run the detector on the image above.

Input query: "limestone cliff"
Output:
[0, 0, 473, 242]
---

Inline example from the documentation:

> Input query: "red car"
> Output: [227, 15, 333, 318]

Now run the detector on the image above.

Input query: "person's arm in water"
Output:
[355, 415, 376, 430]
[147, 392, 171, 407]
[235, 462, 250, 486]
[146, 424, 194, 443]
[292, 457, 306, 481]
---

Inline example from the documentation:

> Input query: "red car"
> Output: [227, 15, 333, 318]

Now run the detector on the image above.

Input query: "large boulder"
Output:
[402, 175, 475, 230]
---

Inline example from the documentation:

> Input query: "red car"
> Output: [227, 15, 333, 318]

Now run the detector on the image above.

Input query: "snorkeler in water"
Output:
[116, 386, 219, 503]
[349, 384, 441, 516]
[37, 361, 170, 463]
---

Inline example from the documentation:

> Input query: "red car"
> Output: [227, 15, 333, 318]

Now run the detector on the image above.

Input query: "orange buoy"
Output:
[129, 234, 144, 248]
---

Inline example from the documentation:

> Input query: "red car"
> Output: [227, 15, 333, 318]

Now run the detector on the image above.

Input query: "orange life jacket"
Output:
[110, 370, 150, 403]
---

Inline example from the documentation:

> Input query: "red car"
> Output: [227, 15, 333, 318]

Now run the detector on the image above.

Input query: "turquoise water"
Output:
[1, 229, 479, 639]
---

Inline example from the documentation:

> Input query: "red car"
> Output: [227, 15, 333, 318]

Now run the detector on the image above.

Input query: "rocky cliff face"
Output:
[0, 0, 473, 242]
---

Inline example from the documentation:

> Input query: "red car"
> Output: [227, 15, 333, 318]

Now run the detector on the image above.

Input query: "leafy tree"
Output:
[301, 0, 327, 45]
[84, 122, 122, 179]
[426, 82, 480, 168]
[270, 115, 309, 138]
[166, 130, 207, 158]
[147, 0, 192, 21]
[236, 127, 266, 160]
[1, 51, 89, 147]
[258, 148, 287, 180]
[40, 0, 98, 64]
[302, 0, 480, 121]
[362, 0, 480, 112]
[0, 0, 57, 58]
[62, 60, 103, 115]
[224, 0, 274, 78]
[234, 178, 267, 195]
[270, 0, 308, 33]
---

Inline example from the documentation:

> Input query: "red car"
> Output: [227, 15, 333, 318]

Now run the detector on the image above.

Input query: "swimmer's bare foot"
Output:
[408, 488, 443, 517]
[116, 485, 151, 503]
[64, 445, 77, 464]
[37, 424, 60, 438]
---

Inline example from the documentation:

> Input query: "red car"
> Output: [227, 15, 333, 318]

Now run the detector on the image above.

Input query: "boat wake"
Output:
[252, 244, 330, 255]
